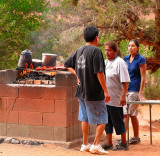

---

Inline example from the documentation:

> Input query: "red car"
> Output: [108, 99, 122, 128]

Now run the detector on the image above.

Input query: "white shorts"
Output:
[123, 92, 139, 116]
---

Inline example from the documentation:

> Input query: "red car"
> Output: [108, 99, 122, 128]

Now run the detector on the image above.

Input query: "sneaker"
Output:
[129, 137, 141, 144]
[89, 144, 109, 154]
[112, 142, 129, 151]
[80, 144, 91, 152]
[101, 143, 113, 150]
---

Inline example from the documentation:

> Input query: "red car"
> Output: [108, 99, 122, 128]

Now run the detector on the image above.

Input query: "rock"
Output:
[0, 138, 4, 144]
[4, 138, 12, 143]
[11, 138, 20, 144]
[28, 141, 42, 146]
[21, 140, 30, 145]
[21, 140, 43, 146]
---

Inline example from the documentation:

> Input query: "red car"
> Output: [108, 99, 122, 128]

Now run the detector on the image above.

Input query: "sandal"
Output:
[112, 142, 129, 151]
[117, 139, 121, 144]
[129, 137, 141, 144]
[101, 143, 113, 150]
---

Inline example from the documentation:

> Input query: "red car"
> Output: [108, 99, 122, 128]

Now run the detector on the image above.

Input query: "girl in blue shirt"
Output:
[123, 39, 147, 144]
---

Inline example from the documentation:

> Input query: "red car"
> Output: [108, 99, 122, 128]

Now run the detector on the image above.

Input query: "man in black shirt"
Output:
[64, 26, 110, 154]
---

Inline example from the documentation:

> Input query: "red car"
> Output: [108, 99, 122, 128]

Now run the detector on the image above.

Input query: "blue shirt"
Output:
[124, 53, 146, 92]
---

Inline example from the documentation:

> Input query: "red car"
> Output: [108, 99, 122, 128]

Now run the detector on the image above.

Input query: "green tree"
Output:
[0, 0, 49, 69]
[48, 0, 160, 72]
[30, 0, 86, 61]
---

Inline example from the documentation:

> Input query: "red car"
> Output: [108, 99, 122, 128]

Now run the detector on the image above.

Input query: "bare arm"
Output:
[67, 67, 77, 77]
[97, 72, 111, 103]
[120, 82, 129, 106]
[139, 63, 147, 101]
[67, 67, 80, 85]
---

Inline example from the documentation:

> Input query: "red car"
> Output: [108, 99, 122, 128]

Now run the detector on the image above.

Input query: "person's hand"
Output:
[104, 92, 111, 103]
[120, 95, 126, 106]
[139, 93, 146, 101]
[77, 77, 80, 85]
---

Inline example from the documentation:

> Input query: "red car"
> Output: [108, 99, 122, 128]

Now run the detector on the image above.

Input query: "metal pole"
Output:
[127, 103, 129, 146]
[149, 104, 152, 144]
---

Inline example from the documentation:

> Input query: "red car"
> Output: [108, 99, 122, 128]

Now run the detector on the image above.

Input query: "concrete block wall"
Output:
[0, 70, 96, 142]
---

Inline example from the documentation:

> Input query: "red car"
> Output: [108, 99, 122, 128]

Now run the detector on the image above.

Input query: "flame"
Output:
[20, 62, 33, 76]
[24, 63, 28, 69]
[30, 63, 33, 69]
[49, 72, 56, 76]
[23, 62, 33, 69]
[20, 70, 27, 76]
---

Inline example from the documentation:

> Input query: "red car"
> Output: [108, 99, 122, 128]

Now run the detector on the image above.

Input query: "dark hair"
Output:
[117, 48, 121, 57]
[83, 26, 99, 42]
[129, 39, 139, 47]
[105, 41, 121, 57]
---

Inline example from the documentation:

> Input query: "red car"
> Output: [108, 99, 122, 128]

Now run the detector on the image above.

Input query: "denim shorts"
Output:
[78, 99, 108, 125]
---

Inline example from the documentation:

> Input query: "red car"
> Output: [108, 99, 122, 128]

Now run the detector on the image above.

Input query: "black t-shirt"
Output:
[64, 45, 105, 101]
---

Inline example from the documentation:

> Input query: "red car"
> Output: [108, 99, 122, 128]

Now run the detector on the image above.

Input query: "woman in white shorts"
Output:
[123, 39, 147, 144]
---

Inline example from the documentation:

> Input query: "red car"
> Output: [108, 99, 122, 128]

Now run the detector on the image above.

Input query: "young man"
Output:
[64, 26, 110, 154]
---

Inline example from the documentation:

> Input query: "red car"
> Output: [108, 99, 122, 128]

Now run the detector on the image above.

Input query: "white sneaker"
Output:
[89, 144, 109, 154]
[80, 144, 91, 152]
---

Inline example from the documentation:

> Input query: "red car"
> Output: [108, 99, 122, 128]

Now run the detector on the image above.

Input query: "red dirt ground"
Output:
[0, 105, 160, 156]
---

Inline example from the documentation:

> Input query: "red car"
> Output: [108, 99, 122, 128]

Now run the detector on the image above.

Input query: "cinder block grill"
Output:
[0, 69, 98, 146]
